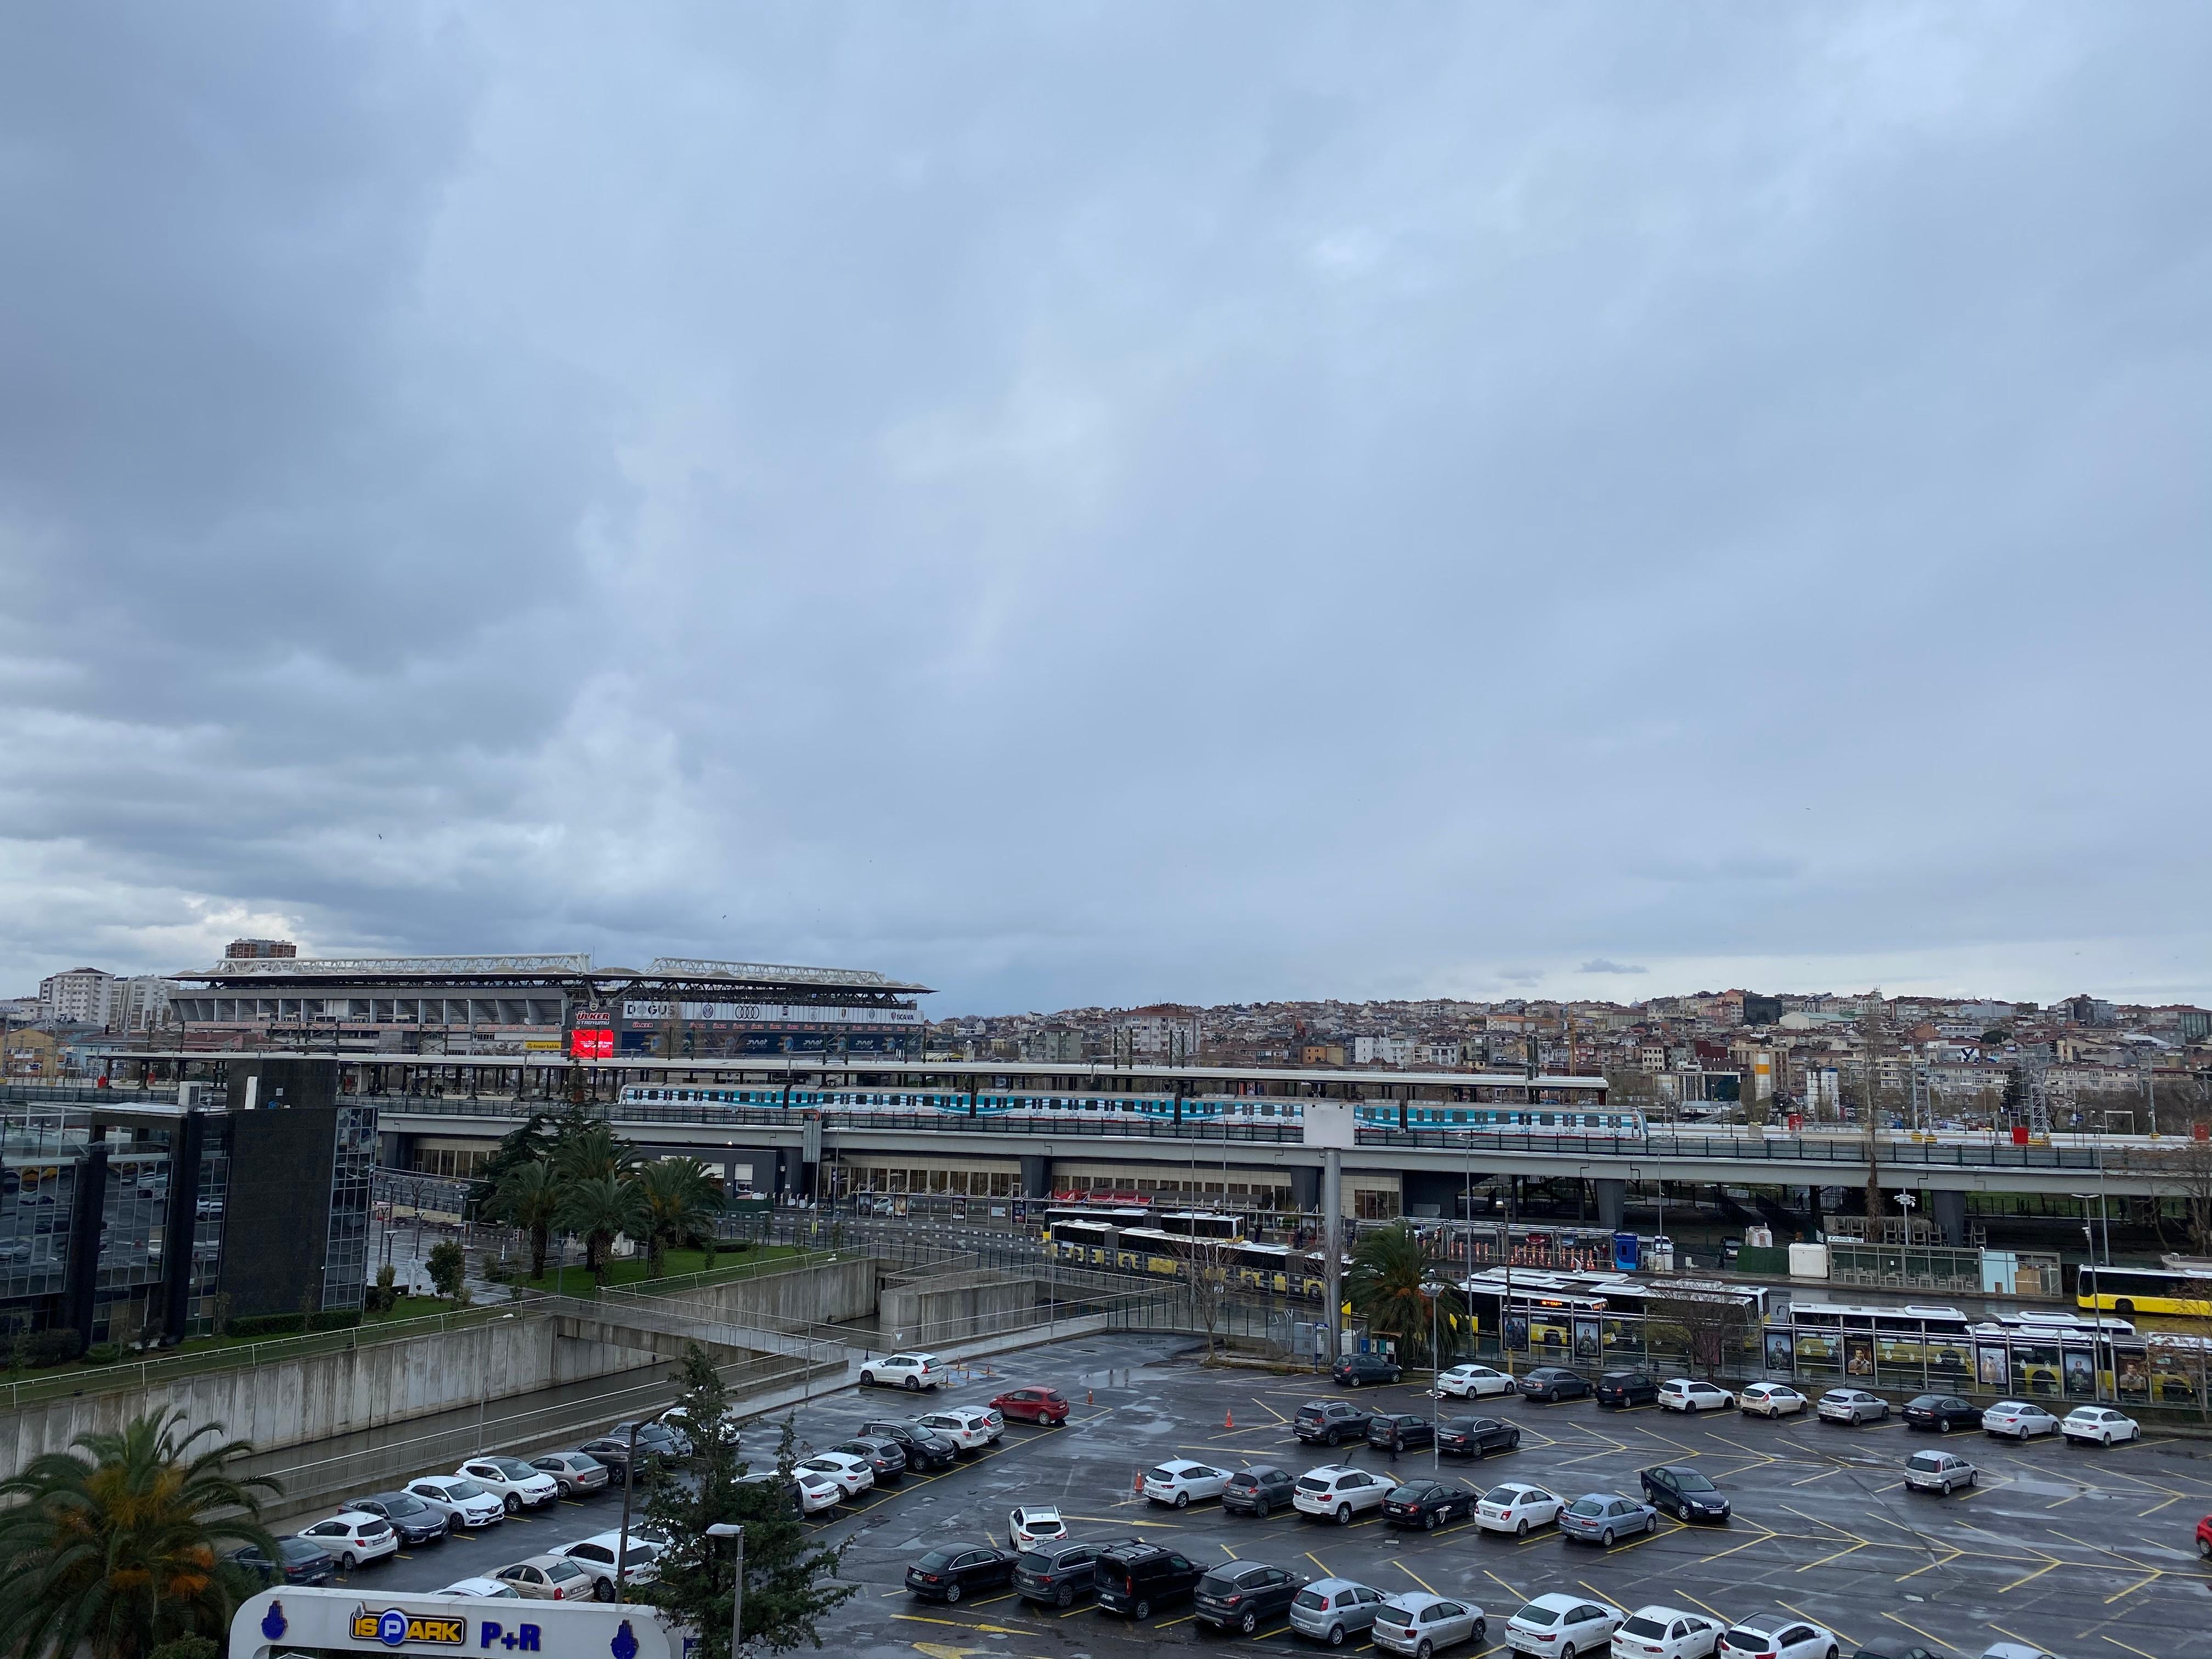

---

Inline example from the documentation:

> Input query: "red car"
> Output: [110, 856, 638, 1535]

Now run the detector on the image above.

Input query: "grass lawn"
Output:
[508, 1242, 804, 1295]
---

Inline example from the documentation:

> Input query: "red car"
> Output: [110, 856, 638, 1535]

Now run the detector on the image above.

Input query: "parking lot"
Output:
[351, 1333, 2211, 1658]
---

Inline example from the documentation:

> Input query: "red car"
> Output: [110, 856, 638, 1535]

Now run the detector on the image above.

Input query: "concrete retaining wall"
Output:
[0, 1314, 661, 1483]
[619, 1255, 881, 1333]
[880, 1268, 1039, 1347]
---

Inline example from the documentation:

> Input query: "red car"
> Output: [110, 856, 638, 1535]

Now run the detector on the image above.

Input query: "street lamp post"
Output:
[707, 1522, 745, 1659]
[613, 1421, 644, 1601]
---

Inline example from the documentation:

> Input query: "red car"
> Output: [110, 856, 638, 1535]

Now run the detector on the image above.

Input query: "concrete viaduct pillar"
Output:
[1019, 1155, 1053, 1200]
[1594, 1178, 1627, 1232]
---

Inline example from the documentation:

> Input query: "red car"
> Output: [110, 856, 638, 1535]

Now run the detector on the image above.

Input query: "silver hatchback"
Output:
[1372, 1594, 1485, 1659]
[1291, 1578, 1389, 1647]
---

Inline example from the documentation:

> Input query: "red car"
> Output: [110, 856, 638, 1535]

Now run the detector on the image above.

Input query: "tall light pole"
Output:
[707, 1522, 745, 1659]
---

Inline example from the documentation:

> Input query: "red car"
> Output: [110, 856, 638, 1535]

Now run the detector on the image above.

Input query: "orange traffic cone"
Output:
[1087, 1389, 1094, 1406]
[1132, 1469, 1144, 1494]
[1225, 1409, 1235, 1430]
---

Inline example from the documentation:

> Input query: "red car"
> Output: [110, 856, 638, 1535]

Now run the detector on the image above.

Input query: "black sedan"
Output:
[862, 1419, 963, 1471]
[1517, 1367, 1590, 1403]
[1639, 1464, 1730, 1522]
[1382, 1480, 1479, 1531]
[906, 1545, 1016, 1604]
[1367, 1413, 1434, 1452]
[344, 1491, 450, 1545]
[833, 1437, 908, 1485]
[575, 1437, 644, 1485]
[1596, 1371, 1658, 1408]
[1903, 1395, 1981, 1434]
[1193, 1562, 1309, 1634]
[1436, 1417, 1520, 1459]
[231, 1537, 337, 1587]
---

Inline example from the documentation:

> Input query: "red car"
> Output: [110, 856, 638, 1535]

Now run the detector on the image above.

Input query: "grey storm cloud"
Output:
[1578, 961, 1646, 977]
[3, 4, 2210, 1012]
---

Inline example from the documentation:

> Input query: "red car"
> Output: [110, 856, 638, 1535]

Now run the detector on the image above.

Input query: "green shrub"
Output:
[227, 1312, 307, 1339]
[22, 1328, 82, 1367]
[82, 1342, 122, 1365]
[305, 1308, 362, 1333]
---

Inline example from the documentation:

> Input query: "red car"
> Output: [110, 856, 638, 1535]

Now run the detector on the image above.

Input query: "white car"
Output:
[1475, 1482, 1566, 1537]
[795, 1470, 844, 1513]
[295, 1510, 400, 1571]
[916, 1407, 999, 1450]
[1292, 1465, 1391, 1524]
[437, 1578, 522, 1599]
[1144, 1459, 1231, 1508]
[861, 1352, 944, 1391]
[1437, 1364, 1516, 1400]
[1504, 1592, 1621, 1657]
[405, 1475, 505, 1529]
[456, 1457, 561, 1513]
[1738, 1384, 1808, 1419]
[550, 1532, 662, 1590]
[1816, 1389, 1889, 1426]
[1903, 1449, 1978, 1496]
[661, 1402, 741, 1448]
[2062, 1406, 2140, 1447]
[1982, 1400, 2059, 1440]
[1658, 1379, 1735, 1414]
[797, 1452, 876, 1498]
[1717, 1616, 1836, 1659]
[1008, 1505, 1067, 1548]
[1613, 1604, 1723, 1659]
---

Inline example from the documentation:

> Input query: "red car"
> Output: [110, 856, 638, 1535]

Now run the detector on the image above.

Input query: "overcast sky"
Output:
[3, 5, 2209, 1015]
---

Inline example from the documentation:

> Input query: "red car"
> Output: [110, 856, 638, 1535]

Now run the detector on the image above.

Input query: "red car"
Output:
[2197, 1513, 2211, 1561]
[991, 1387, 1070, 1426]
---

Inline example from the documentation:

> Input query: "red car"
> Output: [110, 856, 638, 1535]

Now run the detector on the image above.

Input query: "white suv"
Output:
[1292, 1465, 1391, 1525]
[862, 1352, 943, 1391]
[457, 1457, 561, 1514]
[915, 1406, 998, 1450]
[1718, 1616, 1836, 1659]
[1504, 1592, 1621, 1657]
[295, 1510, 399, 1571]
[1657, 1379, 1735, 1414]
[405, 1475, 505, 1530]
[1437, 1364, 1515, 1399]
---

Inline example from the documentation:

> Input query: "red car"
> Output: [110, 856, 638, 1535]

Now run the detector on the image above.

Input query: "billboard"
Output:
[622, 1000, 920, 1026]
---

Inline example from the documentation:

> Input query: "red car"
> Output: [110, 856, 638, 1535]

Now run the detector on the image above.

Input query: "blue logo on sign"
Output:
[261, 1602, 287, 1642]
[379, 1609, 411, 1646]
[611, 1621, 639, 1659]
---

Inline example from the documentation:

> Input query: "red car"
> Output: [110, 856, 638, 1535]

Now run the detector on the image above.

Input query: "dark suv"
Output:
[1331, 1353, 1403, 1388]
[1367, 1413, 1434, 1452]
[1295, 1400, 1374, 1446]
[1014, 1538, 1131, 1608]
[1194, 1562, 1310, 1635]
[345, 1491, 450, 1545]
[1596, 1372, 1658, 1409]
[1222, 1466, 1298, 1517]
[1094, 1542, 1204, 1620]
[861, 1419, 962, 1471]
[833, 1437, 908, 1485]
[1903, 1395, 1980, 1434]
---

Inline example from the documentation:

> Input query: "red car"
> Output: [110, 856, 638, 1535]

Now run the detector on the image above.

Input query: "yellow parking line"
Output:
[1795, 1541, 1867, 1573]
[1882, 1612, 1950, 1649]
[1305, 1551, 1333, 1577]
[2102, 1572, 2161, 1605]
[1396, 1562, 1438, 1594]
[1155, 1613, 1195, 1628]
[1482, 1570, 1525, 1604]
[2101, 1636, 2163, 1659]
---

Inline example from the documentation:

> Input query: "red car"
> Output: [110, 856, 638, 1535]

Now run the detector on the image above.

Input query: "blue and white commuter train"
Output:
[613, 1084, 1645, 1137]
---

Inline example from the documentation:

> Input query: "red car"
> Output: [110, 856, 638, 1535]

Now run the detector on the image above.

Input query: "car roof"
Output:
[1305, 1577, 1371, 1593]
[516, 1553, 583, 1569]
[1304, 1464, 1361, 1478]
[1520, 1593, 1585, 1610]
[1383, 1592, 1447, 1610]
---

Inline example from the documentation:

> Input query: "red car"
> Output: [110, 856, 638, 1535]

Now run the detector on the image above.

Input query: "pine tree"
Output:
[641, 1344, 858, 1655]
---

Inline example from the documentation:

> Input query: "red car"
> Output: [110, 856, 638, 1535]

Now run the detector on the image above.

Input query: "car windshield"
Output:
[1515, 1605, 1560, 1627]
[916, 1551, 953, 1570]
[493, 1459, 536, 1479]
[1673, 1471, 1715, 1492]
[446, 1481, 487, 1499]
[1226, 1472, 1256, 1487]
[1375, 1602, 1414, 1624]
[1622, 1617, 1667, 1639]
[1567, 1499, 1606, 1516]
[1294, 1589, 1328, 1610]
[1909, 1453, 1944, 1470]
[381, 1495, 426, 1516]
[1482, 1487, 1526, 1504]
[280, 1539, 324, 1561]
[1017, 1551, 1056, 1572]
[1724, 1632, 1768, 1649]
[1295, 1477, 1329, 1492]
[1148, 1466, 1180, 1481]
[1198, 1573, 1237, 1594]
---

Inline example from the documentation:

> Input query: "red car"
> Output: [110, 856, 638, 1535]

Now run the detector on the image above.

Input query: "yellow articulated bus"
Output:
[2076, 1266, 2212, 1321]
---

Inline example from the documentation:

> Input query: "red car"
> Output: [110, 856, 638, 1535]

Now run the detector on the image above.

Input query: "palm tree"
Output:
[0, 1407, 280, 1659]
[552, 1121, 641, 1187]
[492, 1158, 562, 1279]
[557, 1174, 650, 1281]
[1345, 1222, 1465, 1368]
[635, 1157, 726, 1278]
